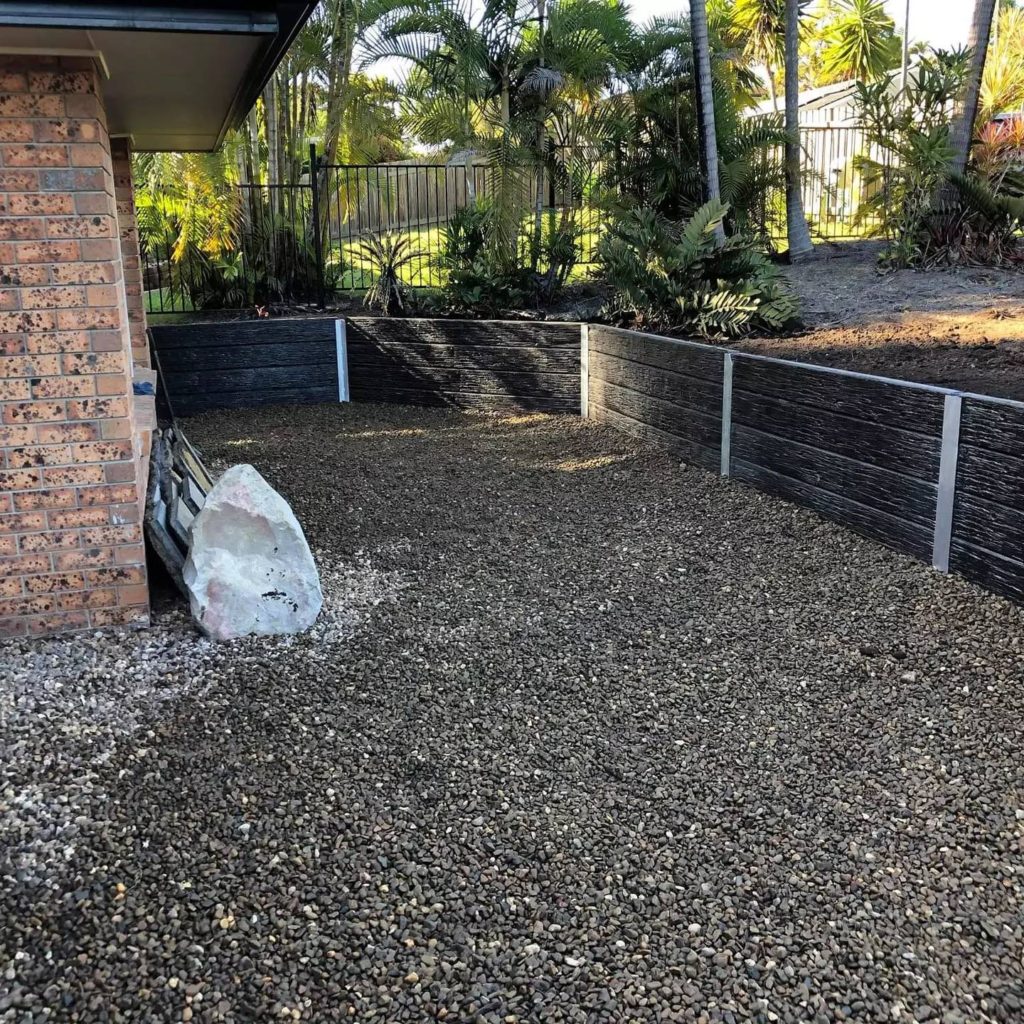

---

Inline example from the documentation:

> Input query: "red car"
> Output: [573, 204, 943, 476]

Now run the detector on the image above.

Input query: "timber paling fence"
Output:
[150, 318, 1024, 605]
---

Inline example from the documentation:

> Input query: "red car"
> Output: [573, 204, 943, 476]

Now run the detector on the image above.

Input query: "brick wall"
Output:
[0, 56, 149, 638]
[112, 137, 148, 367]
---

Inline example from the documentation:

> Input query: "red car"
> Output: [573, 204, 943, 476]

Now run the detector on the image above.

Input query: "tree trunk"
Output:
[689, 0, 724, 244]
[532, 0, 548, 272]
[247, 106, 260, 182]
[281, 69, 294, 183]
[501, 74, 511, 126]
[276, 73, 288, 192]
[946, 0, 996, 180]
[317, 2, 354, 261]
[297, 71, 309, 158]
[321, 1, 349, 169]
[263, 79, 281, 216]
[784, 0, 814, 261]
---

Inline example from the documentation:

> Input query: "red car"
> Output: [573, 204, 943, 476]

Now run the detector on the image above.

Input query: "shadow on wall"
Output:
[344, 318, 581, 413]
[150, 317, 584, 417]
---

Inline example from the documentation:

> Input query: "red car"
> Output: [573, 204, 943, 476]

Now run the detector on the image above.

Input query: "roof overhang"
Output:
[0, 2, 318, 151]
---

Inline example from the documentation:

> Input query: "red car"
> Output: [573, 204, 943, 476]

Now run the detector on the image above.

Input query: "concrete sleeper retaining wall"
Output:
[150, 317, 1024, 606]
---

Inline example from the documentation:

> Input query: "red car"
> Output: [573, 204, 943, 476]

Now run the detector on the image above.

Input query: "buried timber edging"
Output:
[584, 325, 1024, 606]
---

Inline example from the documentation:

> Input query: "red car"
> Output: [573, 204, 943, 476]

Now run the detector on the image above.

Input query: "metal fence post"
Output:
[720, 352, 733, 477]
[580, 323, 590, 419]
[335, 319, 350, 403]
[309, 143, 326, 310]
[932, 393, 962, 572]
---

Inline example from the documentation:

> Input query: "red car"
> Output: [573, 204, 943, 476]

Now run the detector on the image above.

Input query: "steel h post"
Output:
[720, 352, 733, 477]
[309, 142, 326, 310]
[932, 393, 962, 572]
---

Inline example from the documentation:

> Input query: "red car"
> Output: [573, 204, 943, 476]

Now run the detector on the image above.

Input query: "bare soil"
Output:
[737, 242, 1024, 400]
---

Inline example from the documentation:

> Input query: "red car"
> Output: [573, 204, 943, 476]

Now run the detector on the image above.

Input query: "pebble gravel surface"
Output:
[2, 403, 1024, 1024]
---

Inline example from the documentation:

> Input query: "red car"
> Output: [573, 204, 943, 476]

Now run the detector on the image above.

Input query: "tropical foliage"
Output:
[980, 5, 1024, 124]
[812, 0, 902, 86]
[134, 0, 1023, 315]
[357, 232, 420, 312]
[856, 44, 1024, 269]
[598, 201, 799, 337]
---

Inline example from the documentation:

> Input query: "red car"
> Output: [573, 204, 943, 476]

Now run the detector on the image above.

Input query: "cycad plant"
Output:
[356, 233, 421, 313]
[597, 200, 799, 337]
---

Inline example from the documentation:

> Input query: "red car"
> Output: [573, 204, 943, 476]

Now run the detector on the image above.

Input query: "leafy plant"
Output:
[538, 221, 582, 298]
[819, 0, 901, 85]
[597, 201, 799, 338]
[980, 6, 1024, 125]
[854, 50, 970, 267]
[432, 200, 575, 312]
[598, 16, 787, 240]
[356, 232, 420, 314]
[922, 172, 1024, 267]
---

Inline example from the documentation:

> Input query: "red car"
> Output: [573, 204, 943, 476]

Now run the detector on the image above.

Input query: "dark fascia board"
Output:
[0, 2, 280, 32]
[218, 1, 318, 149]
[0, 1, 319, 151]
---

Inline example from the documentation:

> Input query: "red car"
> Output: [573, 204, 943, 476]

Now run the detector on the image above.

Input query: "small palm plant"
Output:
[355, 233, 421, 315]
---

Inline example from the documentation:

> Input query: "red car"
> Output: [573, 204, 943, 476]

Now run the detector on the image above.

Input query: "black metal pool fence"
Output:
[141, 126, 894, 314]
[140, 146, 603, 315]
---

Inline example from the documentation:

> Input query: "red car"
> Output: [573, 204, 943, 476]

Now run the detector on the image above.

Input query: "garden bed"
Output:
[739, 245, 1024, 401]
[3, 402, 1023, 1022]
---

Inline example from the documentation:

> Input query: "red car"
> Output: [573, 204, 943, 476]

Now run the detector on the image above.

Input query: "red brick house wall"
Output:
[0, 56, 149, 638]
[112, 137, 148, 368]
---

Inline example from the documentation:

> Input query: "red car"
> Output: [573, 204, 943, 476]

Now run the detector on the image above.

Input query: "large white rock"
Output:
[183, 464, 323, 640]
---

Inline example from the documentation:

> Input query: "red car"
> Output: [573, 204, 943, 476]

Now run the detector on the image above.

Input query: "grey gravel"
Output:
[2, 402, 1023, 1023]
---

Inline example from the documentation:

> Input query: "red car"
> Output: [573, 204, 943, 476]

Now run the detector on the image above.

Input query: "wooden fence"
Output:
[585, 325, 1024, 604]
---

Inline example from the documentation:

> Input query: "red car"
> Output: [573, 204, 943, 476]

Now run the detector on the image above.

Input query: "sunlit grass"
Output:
[331, 211, 603, 291]
[145, 209, 602, 313]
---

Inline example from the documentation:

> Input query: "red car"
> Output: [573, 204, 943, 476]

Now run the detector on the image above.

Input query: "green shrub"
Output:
[435, 201, 535, 312]
[854, 50, 969, 268]
[597, 201, 799, 338]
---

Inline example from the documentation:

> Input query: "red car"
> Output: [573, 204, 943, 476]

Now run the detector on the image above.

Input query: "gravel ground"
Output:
[3, 402, 1024, 1024]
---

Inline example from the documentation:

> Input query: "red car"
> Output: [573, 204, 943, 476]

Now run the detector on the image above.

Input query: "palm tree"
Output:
[980, 5, 1024, 124]
[946, 0, 997, 180]
[784, 0, 814, 259]
[732, 0, 785, 111]
[689, 0, 725, 244]
[364, 0, 631, 271]
[820, 0, 901, 84]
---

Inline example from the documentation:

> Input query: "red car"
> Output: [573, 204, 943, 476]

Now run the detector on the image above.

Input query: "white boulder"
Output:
[183, 464, 323, 640]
